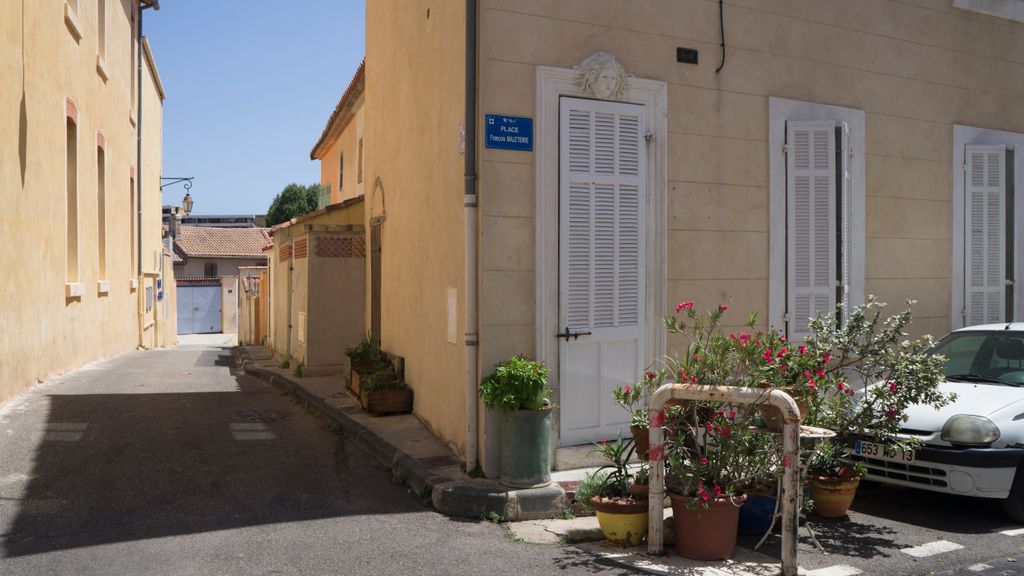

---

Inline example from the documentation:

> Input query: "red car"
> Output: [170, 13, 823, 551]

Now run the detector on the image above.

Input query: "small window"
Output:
[339, 152, 345, 192]
[357, 138, 364, 184]
[97, 145, 106, 280]
[66, 117, 79, 284]
[204, 262, 218, 278]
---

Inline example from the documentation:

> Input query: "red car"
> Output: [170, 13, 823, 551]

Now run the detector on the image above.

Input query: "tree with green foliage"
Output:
[265, 183, 321, 227]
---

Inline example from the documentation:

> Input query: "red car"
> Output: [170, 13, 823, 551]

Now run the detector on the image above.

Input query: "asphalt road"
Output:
[0, 342, 632, 576]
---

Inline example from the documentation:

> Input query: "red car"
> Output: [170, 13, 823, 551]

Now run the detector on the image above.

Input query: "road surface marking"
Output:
[230, 423, 268, 431]
[802, 565, 862, 576]
[900, 540, 964, 558]
[967, 564, 993, 572]
[232, 430, 276, 440]
[999, 527, 1024, 536]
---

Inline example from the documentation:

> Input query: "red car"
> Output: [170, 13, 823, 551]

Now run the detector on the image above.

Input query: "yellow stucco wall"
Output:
[476, 0, 1024, 354]
[366, 0, 469, 454]
[0, 0, 166, 404]
[317, 94, 366, 205]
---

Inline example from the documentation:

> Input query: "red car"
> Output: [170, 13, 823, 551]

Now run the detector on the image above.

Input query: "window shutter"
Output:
[964, 144, 1007, 325]
[560, 99, 645, 331]
[786, 121, 837, 341]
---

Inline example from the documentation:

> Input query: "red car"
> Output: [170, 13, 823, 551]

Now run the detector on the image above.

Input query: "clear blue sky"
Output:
[146, 2, 366, 216]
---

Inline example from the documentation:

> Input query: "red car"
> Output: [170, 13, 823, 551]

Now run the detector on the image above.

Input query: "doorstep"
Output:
[235, 345, 569, 521]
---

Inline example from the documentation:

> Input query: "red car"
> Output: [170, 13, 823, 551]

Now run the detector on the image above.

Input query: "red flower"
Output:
[720, 425, 731, 438]
[714, 484, 723, 497]
[718, 304, 729, 312]
[700, 456, 709, 465]
[676, 301, 694, 312]
[705, 422, 715, 432]
[623, 385, 633, 394]
[798, 345, 807, 355]
[728, 410, 736, 420]
[644, 370, 656, 380]
[889, 381, 898, 393]
[803, 371, 812, 378]
[837, 382, 846, 392]
[816, 369, 825, 378]
[823, 353, 832, 363]
[887, 409, 896, 419]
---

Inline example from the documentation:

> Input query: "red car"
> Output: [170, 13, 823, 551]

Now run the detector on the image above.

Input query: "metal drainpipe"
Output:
[646, 384, 801, 576]
[463, 0, 479, 473]
[136, 1, 156, 347]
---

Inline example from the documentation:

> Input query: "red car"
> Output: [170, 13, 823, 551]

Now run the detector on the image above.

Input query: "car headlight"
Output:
[940, 415, 1000, 446]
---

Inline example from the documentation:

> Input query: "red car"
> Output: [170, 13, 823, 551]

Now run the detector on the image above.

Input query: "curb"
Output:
[235, 348, 567, 522]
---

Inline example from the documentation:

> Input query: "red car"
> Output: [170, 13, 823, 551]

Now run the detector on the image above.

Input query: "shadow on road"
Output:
[2, 355, 420, 557]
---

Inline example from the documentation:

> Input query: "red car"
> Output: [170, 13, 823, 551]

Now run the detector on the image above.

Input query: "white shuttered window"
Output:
[560, 98, 645, 333]
[964, 145, 1008, 325]
[786, 120, 849, 341]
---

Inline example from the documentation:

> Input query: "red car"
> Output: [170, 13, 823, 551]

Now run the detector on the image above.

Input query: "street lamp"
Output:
[181, 190, 193, 217]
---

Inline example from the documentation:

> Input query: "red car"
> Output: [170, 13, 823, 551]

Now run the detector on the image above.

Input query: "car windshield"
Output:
[929, 331, 1024, 386]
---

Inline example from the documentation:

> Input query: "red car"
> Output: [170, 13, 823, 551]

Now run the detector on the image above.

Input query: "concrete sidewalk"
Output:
[235, 346, 567, 522]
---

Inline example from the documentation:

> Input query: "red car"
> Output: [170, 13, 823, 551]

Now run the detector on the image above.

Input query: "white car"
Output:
[849, 323, 1024, 522]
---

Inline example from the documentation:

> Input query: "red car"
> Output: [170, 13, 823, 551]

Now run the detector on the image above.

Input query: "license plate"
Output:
[855, 440, 915, 463]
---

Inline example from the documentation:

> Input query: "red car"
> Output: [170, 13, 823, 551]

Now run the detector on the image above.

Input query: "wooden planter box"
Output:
[360, 387, 414, 416]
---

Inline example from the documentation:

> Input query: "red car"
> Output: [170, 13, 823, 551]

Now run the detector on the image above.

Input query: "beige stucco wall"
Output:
[0, 1, 166, 404]
[467, 0, 1024, 469]
[366, 0, 470, 454]
[318, 95, 366, 204]
[476, 0, 1024, 356]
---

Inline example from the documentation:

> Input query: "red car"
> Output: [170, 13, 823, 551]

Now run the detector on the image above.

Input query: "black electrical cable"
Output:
[715, 0, 726, 74]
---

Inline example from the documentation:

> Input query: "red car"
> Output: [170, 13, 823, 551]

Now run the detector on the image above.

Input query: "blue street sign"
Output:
[485, 114, 533, 151]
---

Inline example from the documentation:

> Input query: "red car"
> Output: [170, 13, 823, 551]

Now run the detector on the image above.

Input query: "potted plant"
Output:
[345, 332, 381, 396]
[613, 370, 663, 461]
[806, 440, 867, 518]
[798, 298, 953, 517]
[358, 359, 413, 416]
[663, 402, 776, 560]
[479, 356, 554, 488]
[575, 435, 648, 547]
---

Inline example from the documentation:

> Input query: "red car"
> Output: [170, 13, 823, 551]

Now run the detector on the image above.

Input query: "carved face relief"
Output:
[575, 51, 630, 101]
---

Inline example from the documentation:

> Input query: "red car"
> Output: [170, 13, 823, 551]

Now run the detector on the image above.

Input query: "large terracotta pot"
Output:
[668, 492, 747, 560]
[810, 476, 860, 518]
[590, 496, 649, 547]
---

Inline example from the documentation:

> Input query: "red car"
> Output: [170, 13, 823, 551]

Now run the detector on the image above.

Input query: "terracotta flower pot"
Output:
[810, 475, 860, 518]
[668, 492, 747, 560]
[630, 424, 649, 461]
[590, 496, 649, 547]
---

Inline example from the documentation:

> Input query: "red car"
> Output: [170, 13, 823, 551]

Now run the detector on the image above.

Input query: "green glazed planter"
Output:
[500, 408, 552, 488]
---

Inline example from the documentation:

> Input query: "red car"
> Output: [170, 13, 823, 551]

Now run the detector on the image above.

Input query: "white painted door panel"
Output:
[558, 97, 646, 446]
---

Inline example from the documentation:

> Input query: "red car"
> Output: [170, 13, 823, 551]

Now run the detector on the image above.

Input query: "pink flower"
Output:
[714, 484, 723, 497]
[816, 369, 825, 378]
[887, 409, 896, 419]
[718, 304, 729, 312]
[808, 381, 817, 393]
[728, 410, 736, 420]
[700, 456, 709, 465]
[889, 381, 898, 393]
[803, 371, 812, 378]
[601, 440, 607, 446]
[798, 345, 807, 355]
[777, 348, 789, 358]
[837, 382, 846, 392]
[623, 385, 633, 394]
[823, 353, 832, 363]
[676, 301, 694, 312]
[644, 370, 656, 380]
[720, 425, 731, 438]
[705, 422, 715, 432]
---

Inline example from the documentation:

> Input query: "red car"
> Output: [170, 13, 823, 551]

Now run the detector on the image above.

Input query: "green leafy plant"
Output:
[807, 439, 867, 479]
[345, 332, 382, 369]
[574, 471, 611, 512]
[293, 361, 304, 378]
[478, 356, 552, 412]
[360, 360, 406, 393]
[280, 359, 290, 369]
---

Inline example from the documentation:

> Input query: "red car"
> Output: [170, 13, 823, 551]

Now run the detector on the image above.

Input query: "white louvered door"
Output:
[965, 145, 1007, 326]
[558, 97, 646, 446]
[786, 121, 837, 342]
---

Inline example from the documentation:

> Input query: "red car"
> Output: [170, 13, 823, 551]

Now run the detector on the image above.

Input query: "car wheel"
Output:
[1002, 464, 1024, 524]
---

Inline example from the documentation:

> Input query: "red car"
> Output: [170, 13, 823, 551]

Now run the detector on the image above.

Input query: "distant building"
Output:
[181, 214, 267, 228]
[173, 225, 271, 278]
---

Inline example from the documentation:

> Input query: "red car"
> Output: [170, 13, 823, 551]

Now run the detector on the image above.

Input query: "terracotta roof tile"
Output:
[173, 226, 271, 261]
